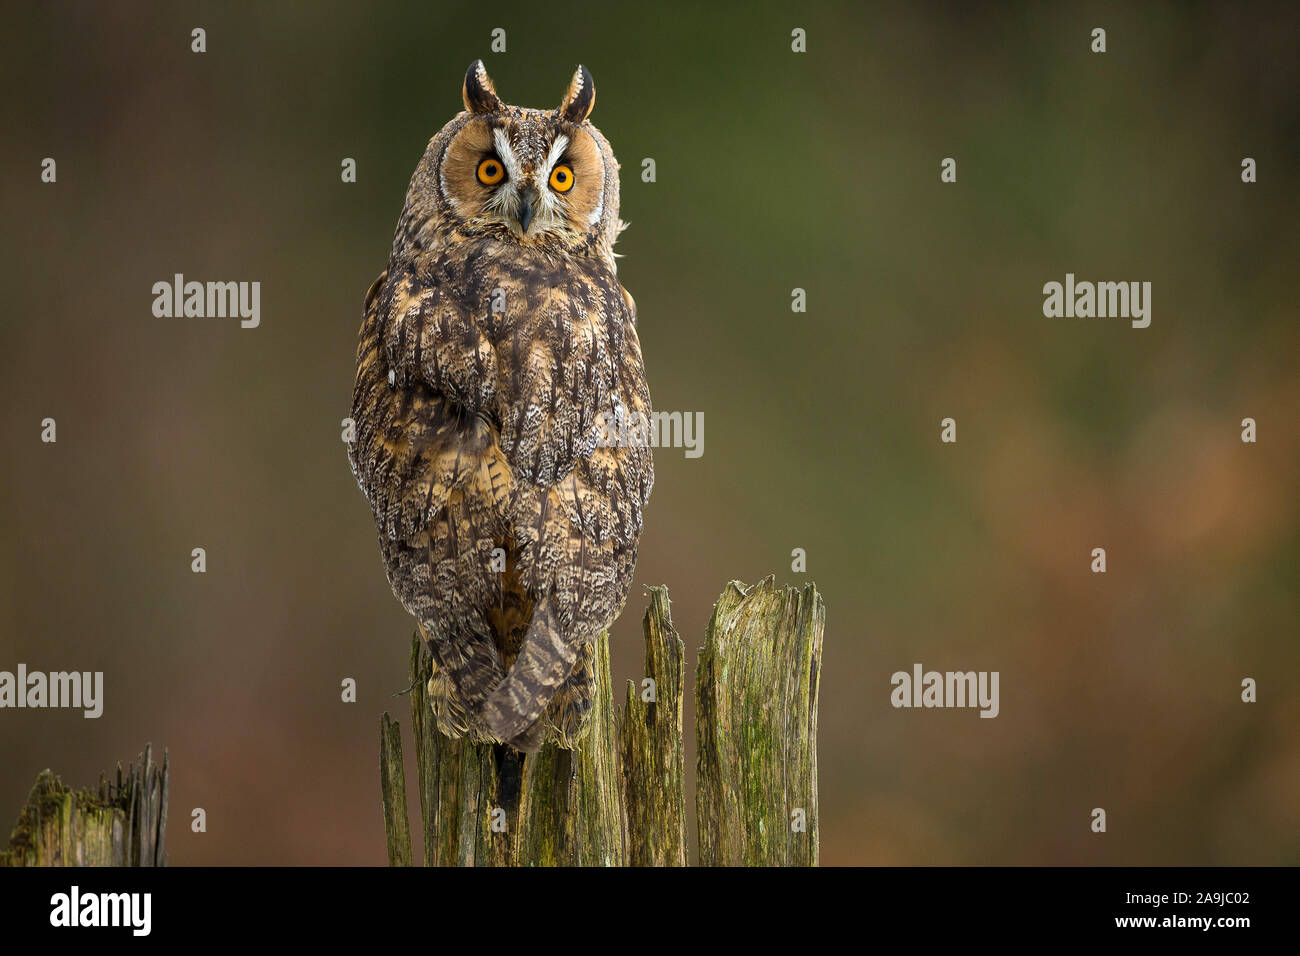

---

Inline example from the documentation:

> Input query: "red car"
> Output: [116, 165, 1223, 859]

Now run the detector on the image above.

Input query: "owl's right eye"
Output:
[476, 157, 505, 186]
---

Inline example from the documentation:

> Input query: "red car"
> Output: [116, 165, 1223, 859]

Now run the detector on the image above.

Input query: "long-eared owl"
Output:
[348, 61, 653, 752]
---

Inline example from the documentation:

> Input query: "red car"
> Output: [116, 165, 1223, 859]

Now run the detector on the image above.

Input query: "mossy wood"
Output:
[1, 744, 169, 867]
[380, 578, 823, 866]
[696, 576, 823, 865]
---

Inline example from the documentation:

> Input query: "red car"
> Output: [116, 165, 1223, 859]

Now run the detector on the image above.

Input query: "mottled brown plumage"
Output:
[348, 61, 652, 752]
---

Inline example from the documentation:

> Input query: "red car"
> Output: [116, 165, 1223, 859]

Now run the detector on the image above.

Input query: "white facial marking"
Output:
[543, 135, 569, 178]
[491, 128, 523, 183]
[583, 129, 605, 226]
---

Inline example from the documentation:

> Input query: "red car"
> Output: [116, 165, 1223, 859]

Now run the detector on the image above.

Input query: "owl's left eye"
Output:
[549, 164, 575, 193]
[477, 157, 505, 186]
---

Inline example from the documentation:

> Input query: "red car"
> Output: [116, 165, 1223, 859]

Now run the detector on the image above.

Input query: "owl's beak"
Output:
[517, 188, 540, 234]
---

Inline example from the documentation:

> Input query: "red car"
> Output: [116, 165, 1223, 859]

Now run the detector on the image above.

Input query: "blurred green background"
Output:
[1, 1, 1297, 865]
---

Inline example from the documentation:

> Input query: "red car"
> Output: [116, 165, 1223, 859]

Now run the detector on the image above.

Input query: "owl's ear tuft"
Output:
[558, 64, 595, 123]
[463, 60, 503, 114]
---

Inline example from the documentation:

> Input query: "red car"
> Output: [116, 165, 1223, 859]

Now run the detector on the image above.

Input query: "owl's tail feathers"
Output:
[542, 639, 598, 750]
[419, 620, 506, 741]
[480, 595, 578, 752]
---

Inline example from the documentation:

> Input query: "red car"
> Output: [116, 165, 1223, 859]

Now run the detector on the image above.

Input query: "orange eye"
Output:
[549, 164, 574, 193]
[476, 158, 505, 186]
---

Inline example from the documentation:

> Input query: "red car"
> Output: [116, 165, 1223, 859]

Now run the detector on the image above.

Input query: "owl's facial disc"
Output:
[440, 110, 606, 244]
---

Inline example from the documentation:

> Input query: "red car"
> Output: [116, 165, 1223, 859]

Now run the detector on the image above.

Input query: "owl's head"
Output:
[401, 61, 623, 256]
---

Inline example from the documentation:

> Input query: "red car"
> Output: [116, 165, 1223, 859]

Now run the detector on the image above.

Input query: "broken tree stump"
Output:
[619, 585, 687, 866]
[380, 578, 824, 866]
[392, 630, 623, 866]
[696, 577, 823, 865]
[1, 744, 169, 867]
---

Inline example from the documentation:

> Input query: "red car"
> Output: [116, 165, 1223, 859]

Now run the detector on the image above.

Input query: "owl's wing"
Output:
[349, 269, 512, 705]
[493, 257, 653, 494]
[491, 265, 612, 488]
[476, 271, 653, 744]
[350, 271, 489, 543]
[483, 257, 652, 598]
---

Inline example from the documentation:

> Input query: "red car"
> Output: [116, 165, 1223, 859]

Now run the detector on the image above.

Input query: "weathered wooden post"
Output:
[392, 629, 624, 866]
[381, 578, 824, 866]
[696, 577, 823, 865]
[619, 585, 687, 866]
[1, 744, 169, 867]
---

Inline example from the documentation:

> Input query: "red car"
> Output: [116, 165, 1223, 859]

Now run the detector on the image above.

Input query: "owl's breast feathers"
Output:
[348, 244, 652, 747]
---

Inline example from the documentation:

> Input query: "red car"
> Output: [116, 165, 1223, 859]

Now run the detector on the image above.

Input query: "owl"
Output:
[348, 61, 653, 753]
